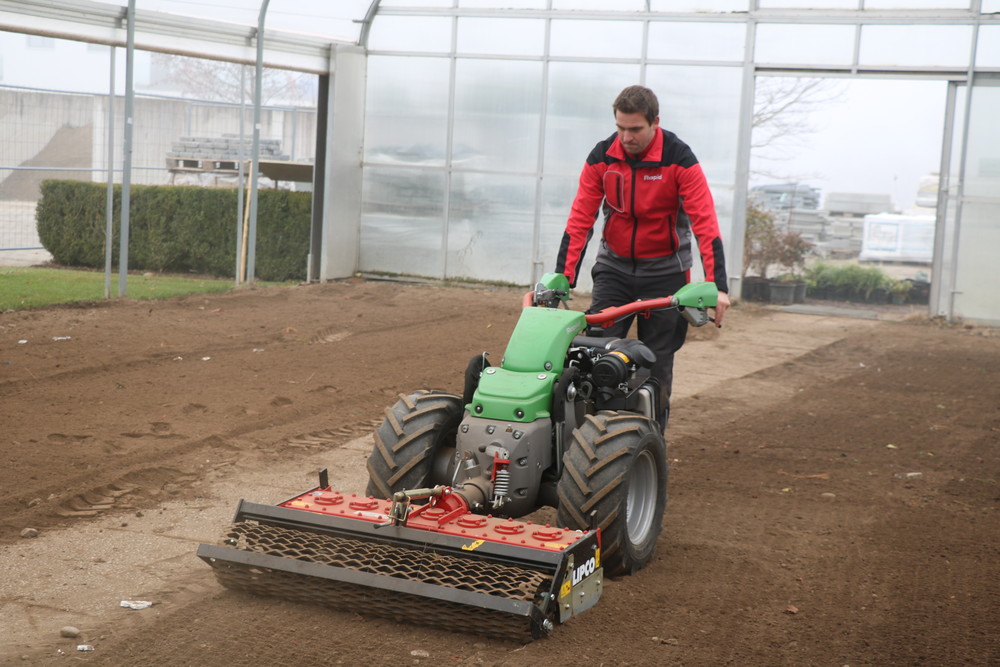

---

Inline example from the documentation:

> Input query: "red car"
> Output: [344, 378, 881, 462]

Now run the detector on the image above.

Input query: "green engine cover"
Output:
[468, 367, 556, 422]
[469, 306, 586, 422]
[502, 307, 586, 373]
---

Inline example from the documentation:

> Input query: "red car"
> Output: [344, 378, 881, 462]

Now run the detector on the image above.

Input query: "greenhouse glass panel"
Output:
[961, 84, 1000, 199]
[549, 20, 643, 59]
[954, 202, 1000, 324]
[983, 0, 1000, 11]
[457, 18, 545, 57]
[545, 62, 642, 175]
[360, 167, 447, 278]
[978, 26, 1000, 67]
[859, 25, 972, 68]
[755, 24, 855, 66]
[649, 0, 750, 11]
[647, 21, 746, 62]
[453, 60, 543, 173]
[367, 16, 452, 53]
[446, 174, 535, 283]
[540, 174, 597, 292]
[364, 57, 450, 165]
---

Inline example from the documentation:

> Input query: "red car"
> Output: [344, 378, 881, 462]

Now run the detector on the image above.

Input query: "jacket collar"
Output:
[607, 126, 664, 165]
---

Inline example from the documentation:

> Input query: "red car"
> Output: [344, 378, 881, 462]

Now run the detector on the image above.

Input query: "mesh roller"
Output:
[203, 520, 554, 639]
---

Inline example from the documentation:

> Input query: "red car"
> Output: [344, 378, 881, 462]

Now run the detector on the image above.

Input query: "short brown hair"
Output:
[613, 85, 659, 125]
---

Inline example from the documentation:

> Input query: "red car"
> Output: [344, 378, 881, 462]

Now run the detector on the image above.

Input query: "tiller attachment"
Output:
[197, 473, 603, 640]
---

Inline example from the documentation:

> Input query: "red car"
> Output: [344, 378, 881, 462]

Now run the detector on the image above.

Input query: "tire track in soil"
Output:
[0, 409, 391, 544]
[1, 305, 514, 543]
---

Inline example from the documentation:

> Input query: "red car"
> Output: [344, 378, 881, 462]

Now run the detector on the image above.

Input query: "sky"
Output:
[750, 78, 949, 212]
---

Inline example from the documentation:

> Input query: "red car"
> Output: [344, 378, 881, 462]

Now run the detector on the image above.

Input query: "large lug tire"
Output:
[556, 411, 668, 578]
[365, 390, 464, 500]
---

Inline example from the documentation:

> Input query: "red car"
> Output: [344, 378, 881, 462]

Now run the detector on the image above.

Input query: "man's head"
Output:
[613, 85, 659, 125]
[613, 85, 660, 156]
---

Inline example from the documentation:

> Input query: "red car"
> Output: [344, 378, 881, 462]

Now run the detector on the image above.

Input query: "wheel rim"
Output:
[626, 448, 658, 543]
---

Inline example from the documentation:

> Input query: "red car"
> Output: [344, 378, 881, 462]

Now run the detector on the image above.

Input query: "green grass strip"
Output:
[0, 267, 290, 311]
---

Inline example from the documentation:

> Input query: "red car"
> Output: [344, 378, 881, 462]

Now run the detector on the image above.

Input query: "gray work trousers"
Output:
[587, 264, 689, 428]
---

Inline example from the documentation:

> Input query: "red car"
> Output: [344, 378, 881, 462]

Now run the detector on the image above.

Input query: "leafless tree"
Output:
[750, 76, 845, 182]
[152, 54, 316, 106]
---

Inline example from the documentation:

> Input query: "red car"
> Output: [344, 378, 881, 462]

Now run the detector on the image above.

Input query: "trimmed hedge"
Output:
[36, 180, 310, 282]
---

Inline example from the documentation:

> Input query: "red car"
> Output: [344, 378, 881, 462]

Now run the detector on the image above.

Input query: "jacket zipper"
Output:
[629, 165, 638, 275]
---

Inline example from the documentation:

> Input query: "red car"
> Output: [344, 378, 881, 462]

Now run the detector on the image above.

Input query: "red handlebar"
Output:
[522, 292, 681, 329]
[585, 296, 679, 329]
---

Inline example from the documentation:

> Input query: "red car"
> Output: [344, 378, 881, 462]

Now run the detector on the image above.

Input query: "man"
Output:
[555, 85, 730, 428]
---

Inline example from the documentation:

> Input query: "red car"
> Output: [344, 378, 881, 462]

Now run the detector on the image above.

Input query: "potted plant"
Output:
[742, 202, 780, 302]
[889, 279, 910, 305]
[804, 262, 837, 300]
[743, 201, 813, 304]
[771, 231, 811, 303]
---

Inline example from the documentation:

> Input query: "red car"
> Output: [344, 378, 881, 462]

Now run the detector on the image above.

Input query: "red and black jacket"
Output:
[556, 127, 728, 292]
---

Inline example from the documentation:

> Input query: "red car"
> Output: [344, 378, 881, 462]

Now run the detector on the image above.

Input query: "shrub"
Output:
[36, 181, 310, 282]
[805, 262, 892, 301]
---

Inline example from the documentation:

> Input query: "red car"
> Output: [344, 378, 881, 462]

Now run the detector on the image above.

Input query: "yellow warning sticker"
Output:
[461, 539, 485, 552]
[560, 580, 572, 598]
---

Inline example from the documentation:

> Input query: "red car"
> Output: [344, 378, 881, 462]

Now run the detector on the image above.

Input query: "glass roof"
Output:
[89, 0, 377, 43]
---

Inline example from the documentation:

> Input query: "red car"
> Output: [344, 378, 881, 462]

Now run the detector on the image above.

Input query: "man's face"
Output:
[615, 110, 659, 156]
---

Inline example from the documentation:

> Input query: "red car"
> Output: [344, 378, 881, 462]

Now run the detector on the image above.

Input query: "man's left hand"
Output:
[713, 291, 731, 327]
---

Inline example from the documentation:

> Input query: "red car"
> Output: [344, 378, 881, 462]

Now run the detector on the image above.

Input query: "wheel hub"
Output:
[626, 449, 658, 543]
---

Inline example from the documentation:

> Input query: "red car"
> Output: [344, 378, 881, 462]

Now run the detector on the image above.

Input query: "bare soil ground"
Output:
[1, 279, 997, 666]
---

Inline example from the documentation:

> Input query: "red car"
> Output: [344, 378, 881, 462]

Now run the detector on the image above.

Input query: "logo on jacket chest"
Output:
[642, 174, 663, 181]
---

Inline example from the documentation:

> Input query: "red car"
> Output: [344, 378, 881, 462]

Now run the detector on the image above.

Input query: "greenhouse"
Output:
[0, 0, 997, 323]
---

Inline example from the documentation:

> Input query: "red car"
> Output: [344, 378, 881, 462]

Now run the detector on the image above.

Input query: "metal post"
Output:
[117, 0, 136, 297]
[247, 0, 271, 286]
[530, 15, 552, 286]
[308, 73, 329, 283]
[945, 22, 981, 322]
[236, 64, 246, 284]
[104, 45, 116, 300]
[930, 82, 957, 319]
[730, 19, 758, 299]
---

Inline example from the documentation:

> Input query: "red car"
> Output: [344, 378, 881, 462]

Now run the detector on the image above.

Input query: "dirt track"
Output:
[1, 279, 998, 666]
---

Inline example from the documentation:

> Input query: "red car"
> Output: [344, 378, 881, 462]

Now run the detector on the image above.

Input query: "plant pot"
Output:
[742, 276, 769, 302]
[792, 281, 807, 303]
[808, 285, 829, 300]
[907, 280, 930, 305]
[868, 287, 889, 304]
[768, 281, 796, 305]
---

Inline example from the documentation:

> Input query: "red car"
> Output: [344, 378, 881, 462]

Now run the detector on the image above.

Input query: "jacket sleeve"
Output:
[677, 162, 729, 293]
[556, 159, 606, 287]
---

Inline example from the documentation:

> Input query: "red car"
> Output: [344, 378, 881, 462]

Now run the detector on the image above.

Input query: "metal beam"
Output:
[118, 0, 135, 297]
[245, 0, 271, 286]
[0, 0, 336, 73]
